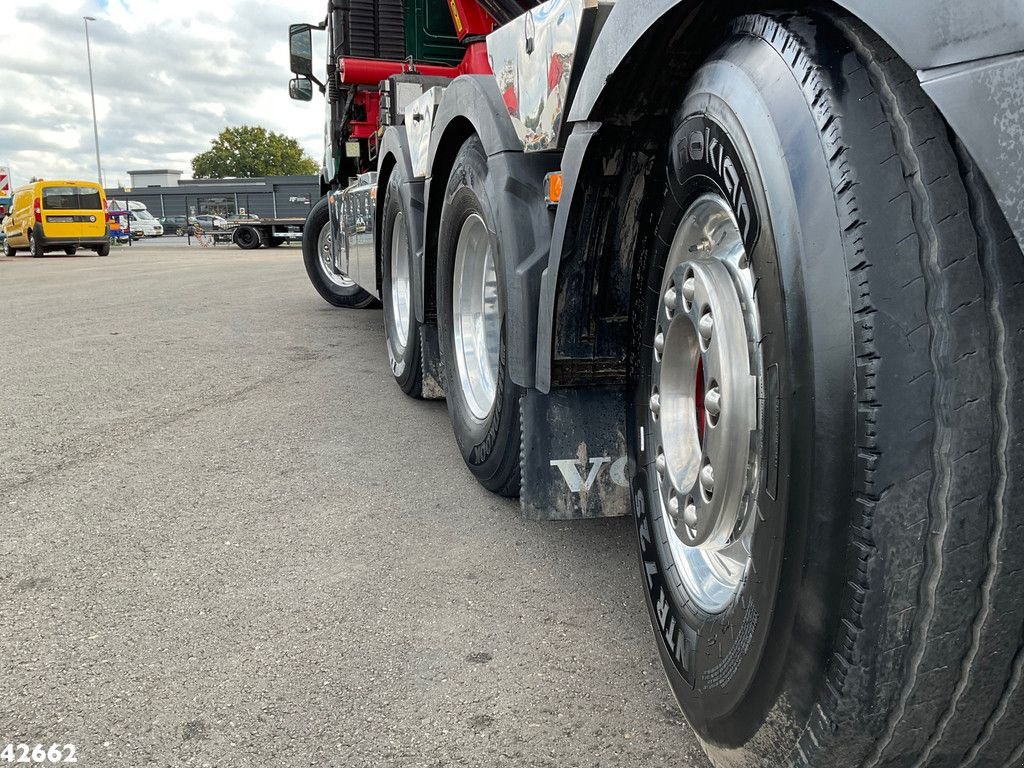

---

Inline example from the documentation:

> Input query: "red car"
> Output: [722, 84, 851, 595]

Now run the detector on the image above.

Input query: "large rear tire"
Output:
[301, 196, 376, 309]
[629, 11, 1024, 767]
[380, 165, 423, 397]
[437, 136, 522, 497]
[234, 225, 262, 250]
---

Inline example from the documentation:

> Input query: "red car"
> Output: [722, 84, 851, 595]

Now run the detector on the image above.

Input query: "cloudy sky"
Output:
[0, 0, 329, 189]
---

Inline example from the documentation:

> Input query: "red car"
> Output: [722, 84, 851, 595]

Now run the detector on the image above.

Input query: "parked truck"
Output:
[288, 1, 1024, 765]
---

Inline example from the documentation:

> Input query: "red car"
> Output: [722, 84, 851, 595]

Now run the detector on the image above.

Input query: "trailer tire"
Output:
[628, 11, 1024, 767]
[302, 196, 376, 309]
[234, 225, 262, 250]
[437, 135, 521, 497]
[381, 166, 423, 397]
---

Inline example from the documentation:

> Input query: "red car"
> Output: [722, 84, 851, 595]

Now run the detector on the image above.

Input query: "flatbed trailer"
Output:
[286, 1, 1024, 765]
[230, 218, 305, 249]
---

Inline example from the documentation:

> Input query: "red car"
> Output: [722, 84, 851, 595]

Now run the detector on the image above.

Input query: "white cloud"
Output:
[0, 0, 329, 188]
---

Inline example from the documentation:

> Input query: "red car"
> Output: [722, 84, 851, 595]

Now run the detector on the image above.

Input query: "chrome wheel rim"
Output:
[389, 211, 412, 350]
[651, 193, 762, 614]
[317, 222, 355, 289]
[452, 213, 500, 421]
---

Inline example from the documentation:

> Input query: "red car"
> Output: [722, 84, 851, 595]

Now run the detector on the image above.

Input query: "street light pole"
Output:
[83, 16, 103, 187]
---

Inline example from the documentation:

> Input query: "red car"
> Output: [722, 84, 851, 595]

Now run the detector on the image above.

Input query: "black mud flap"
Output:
[419, 324, 445, 400]
[520, 389, 630, 520]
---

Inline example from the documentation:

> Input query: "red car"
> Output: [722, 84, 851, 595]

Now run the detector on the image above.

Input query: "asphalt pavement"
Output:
[0, 242, 710, 767]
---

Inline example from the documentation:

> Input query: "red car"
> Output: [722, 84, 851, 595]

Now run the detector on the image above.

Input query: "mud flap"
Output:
[419, 324, 445, 400]
[519, 388, 630, 520]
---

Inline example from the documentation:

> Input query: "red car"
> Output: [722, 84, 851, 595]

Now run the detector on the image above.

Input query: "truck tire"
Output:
[628, 11, 1024, 768]
[265, 236, 284, 248]
[64, 246, 77, 256]
[96, 241, 110, 257]
[3, 240, 16, 257]
[436, 135, 521, 496]
[234, 225, 262, 250]
[380, 166, 423, 397]
[301, 196, 376, 309]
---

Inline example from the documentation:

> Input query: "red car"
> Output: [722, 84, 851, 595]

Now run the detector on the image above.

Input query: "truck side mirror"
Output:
[289, 24, 314, 76]
[289, 77, 314, 102]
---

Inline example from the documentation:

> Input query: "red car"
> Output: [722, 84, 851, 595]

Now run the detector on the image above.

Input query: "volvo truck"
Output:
[288, 1, 1024, 764]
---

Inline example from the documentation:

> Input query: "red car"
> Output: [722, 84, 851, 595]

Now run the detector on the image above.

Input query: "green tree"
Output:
[191, 125, 318, 178]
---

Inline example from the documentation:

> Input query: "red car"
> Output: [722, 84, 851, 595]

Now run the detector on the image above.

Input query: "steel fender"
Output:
[378, 126, 427, 316]
[569, 0, 1024, 122]
[535, 121, 600, 393]
[483, 151, 561, 388]
[428, 75, 523, 165]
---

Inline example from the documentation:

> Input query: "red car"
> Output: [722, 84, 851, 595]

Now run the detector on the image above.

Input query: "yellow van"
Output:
[1, 180, 110, 257]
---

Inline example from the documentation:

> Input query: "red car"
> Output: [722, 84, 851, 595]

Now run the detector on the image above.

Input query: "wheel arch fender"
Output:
[425, 76, 558, 387]
[422, 75, 524, 327]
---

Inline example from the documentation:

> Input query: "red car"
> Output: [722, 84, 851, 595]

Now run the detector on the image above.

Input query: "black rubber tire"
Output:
[234, 225, 262, 250]
[29, 232, 44, 258]
[2, 240, 15, 257]
[265, 236, 284, 248]
[175, 227, 186, 237]
[628, 11, 1024, 767]
[96, 241, 110, 257]
[380, 165, 423, 397]
[64, 246, 76, 256]
[301, 196, 377, 309]
[436, 135, 522, 497]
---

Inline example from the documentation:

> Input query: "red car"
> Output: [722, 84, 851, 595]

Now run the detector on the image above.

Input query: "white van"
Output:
[107, 200, 164, 237]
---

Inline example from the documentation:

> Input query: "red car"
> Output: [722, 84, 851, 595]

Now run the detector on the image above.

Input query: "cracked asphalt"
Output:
[0, 242, 710, 767]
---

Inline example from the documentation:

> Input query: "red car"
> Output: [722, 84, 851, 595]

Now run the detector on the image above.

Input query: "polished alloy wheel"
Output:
[452, 213, 500, 421]
[317, 222, 355, 289]
[389, 211, 412, 351]
[652, 193, 762, 613]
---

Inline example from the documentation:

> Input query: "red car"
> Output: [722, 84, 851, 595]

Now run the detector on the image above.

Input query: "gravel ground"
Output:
[0, 243, 710, 767]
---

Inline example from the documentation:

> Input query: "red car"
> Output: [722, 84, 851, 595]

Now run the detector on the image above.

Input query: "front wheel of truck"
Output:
[302, 196, 376, 308]
[628, 11, 1024, 767]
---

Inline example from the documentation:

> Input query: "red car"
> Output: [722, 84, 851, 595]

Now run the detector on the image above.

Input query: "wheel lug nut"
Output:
[668, 494, 680, 517]
[664, 286, 678, 314]
[649, 393, 661, 416]
[656, 453, 666, 476]
[654, 332, 665, 355]
[699, 312, 714, 343]
[700, 462, 715, 494]
[682, 277, 695, 304]
[683, 500, 698, 528]
[705, 386, 721, 418]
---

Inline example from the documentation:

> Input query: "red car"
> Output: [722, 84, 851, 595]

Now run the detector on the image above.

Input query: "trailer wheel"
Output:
[437, 135, 522, 496]
[381, 166, 423, 397]
[301, 196, 376, 308]
[628, 11, 1024, 767]
[233, 225, 262, 250]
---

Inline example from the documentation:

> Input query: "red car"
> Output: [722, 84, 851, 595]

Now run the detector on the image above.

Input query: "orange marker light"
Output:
[544, 172, 563, 205]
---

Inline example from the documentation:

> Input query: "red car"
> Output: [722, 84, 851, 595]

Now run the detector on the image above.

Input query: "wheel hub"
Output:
[317, 223, 355, 289]
[651, 194, 762, 613]
[452, 213, 500, 421]
[389, 211, 412, 350]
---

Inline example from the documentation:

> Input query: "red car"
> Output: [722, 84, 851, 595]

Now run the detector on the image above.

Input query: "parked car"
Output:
[193, 214, 229, 230]
[158, 216, 189, 235]
[2, 179, 110, 257]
